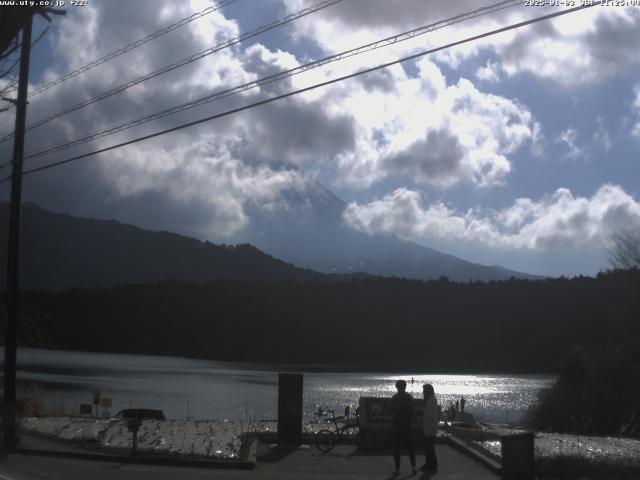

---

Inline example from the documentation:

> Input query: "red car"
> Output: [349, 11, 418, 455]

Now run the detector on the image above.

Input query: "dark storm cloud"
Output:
[0, 0, 316, 237]
[240, 45, 296, 96]
[85, 0, 239, 69]
[499, 20, 558, 67]
[242, 98, 356, 165]
[4, 0, 245, 162]
[585, 8, 640, 75]
[492, 6, 640, 84]
[385, 127, 464, 185]
[356, 67, 396, 92]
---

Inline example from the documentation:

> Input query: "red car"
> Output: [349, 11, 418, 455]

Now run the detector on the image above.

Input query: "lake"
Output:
[6, 348, 554, 425]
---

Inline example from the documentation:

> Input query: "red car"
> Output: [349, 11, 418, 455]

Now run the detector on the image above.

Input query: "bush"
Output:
[536, 455, 640, 480]
[527, 344, 640, 436]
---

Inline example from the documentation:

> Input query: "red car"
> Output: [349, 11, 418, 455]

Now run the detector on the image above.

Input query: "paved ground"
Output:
[256, 443, 499, 479]
[16, 434, 89, 454]
[0, 442, 498, 480]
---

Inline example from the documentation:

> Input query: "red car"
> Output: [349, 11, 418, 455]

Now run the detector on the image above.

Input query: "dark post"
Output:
[127, 417, 142, 458]
[501, 431, 535, 480]
[92, 390, 101, 418]
[277, 373, 303, 447]
[2, 14, 33, 453]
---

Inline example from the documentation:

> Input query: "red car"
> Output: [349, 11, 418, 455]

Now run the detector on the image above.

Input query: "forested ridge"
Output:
[0, 202, 325, 290]
[10, 269, 640, 373]
[0, 202, 534, 290]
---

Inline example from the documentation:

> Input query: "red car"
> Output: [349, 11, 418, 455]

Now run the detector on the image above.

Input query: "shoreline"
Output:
[19, 416, 640, 464]
[19, 417, 256, 460]
[3, 346, 559, 376]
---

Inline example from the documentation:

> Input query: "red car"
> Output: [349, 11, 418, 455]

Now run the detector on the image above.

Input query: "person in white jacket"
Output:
[421, 384, 439, 475]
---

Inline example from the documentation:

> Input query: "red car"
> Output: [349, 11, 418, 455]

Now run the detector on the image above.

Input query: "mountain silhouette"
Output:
[236, 182, 541, 282]
[0, 202, 323, 290]
[0, 193, 538, 291]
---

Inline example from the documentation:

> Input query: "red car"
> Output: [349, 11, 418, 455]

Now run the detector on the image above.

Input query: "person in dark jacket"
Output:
[390, 379, 416, 475]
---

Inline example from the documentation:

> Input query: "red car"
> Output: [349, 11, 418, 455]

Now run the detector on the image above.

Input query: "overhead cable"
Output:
[0, 0, 342, 144]
[0, 3, 595, 184]
[24, 0, 241, 97]
[19, 0, 521, 163]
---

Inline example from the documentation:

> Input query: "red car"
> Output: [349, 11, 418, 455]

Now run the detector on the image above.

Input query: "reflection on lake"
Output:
[6, 348, 554, 425]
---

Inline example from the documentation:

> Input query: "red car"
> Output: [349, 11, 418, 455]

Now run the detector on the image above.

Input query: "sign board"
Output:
[80, 404, 93, 415]
[101, 398, 112, 408]
[92, 390, 101, 405]
[358, 397, 425, 429]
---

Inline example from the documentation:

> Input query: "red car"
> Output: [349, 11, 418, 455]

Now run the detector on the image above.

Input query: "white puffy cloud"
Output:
[0, 0, 588, 241]
[100, 133, 308, 236]
[304, 58, 536, 189]
[0, 0, 537, 237]
[286, 1, 640, 87]
[343, 184, 640, 249]
[0, 0, 348, 235]
[285, 0, 514, 55]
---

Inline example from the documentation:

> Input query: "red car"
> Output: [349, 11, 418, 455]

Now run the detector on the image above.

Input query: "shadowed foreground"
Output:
[0, 443, 498, 480]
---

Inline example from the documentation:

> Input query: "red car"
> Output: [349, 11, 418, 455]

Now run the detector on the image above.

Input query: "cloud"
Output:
[99, 134, 308, 236]
[0, 0, 352, 236]
[475, 60, 501, 83]
[0, 0, 537, 239]
[555, 127, 586, 161]
[594, 117, 612, 152]
[286, 0, 514, 52]
[385, 127, 465, 186]
[286, 1, 640, 87]
[0, 0, 320, 238]
[235, 45, 357, 166]
[317, 59, 535, 188]
[444, 7, 640, 85]
[342, 184, 640, 250]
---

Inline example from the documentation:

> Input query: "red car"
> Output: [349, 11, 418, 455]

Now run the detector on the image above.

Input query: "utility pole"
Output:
[2, 13, 33, 452]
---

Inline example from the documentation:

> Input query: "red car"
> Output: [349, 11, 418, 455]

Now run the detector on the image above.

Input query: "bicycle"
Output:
[315, 408, 376, 453]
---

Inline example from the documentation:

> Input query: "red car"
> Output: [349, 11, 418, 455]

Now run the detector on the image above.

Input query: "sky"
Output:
[1, 0, 640, 277]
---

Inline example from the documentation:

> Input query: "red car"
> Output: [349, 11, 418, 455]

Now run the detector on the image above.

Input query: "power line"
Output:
[0, 26, 50, 109]
[0, 0, 342, 144]
[0, 78, 19, 99]
[17, 0, 521, 165]
[0, 38, 20, 61]
[0, 3, 594, 184]
[3, 0, 241, 98]
[0, 58, 19, 81]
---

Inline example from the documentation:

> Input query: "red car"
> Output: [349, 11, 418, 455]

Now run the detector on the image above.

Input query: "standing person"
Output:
[460, 396, 466, 413]
[390, 380, 416, 475]
[421, 384, 439, 475]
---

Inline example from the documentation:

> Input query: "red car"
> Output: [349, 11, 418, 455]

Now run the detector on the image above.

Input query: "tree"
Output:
[609, 226, 640, 270]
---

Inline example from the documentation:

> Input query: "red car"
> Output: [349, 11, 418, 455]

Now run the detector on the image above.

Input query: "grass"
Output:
[535, 455, 640, 480]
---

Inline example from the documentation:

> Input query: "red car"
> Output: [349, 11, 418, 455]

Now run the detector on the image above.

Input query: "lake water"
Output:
[7, 348, 554, 425]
